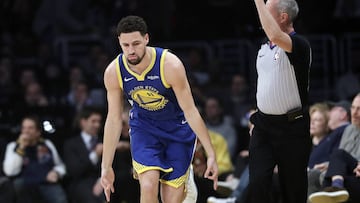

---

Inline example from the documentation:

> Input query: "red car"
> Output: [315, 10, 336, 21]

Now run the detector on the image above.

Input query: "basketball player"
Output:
[100, 15, 218, 203]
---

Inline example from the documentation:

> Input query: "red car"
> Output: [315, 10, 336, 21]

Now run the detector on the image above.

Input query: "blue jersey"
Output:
[116, 47, 183, 120]
[115, 47, 196, 187]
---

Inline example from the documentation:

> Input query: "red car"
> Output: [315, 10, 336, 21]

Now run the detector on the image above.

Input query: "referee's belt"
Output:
[258, 107, 304, 122]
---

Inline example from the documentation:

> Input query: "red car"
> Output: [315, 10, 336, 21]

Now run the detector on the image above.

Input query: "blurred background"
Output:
[0, 0, 360, 202]
[0, 0, 359, 154]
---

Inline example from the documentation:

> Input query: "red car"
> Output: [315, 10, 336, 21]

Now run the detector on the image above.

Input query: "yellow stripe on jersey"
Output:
[122, 47, 156, 81]
[160, 49, 170, 88]
[132, 159, 173, 174]
[160, 169, 188, 188]
[115, 54, 123, 89]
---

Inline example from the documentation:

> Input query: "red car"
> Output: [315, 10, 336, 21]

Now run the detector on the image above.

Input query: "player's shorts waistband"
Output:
[130, 109, 184, 121]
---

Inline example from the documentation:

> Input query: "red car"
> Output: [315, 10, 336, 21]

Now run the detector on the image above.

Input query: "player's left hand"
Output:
[204, 156, 218, 190]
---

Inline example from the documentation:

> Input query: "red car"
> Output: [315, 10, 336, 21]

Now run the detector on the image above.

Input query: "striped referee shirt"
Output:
[256, 33, 312, 115]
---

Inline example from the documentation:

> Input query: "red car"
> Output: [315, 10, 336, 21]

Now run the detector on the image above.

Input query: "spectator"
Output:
[307, 100, 351, 201]
[206, 109, 260, 203]
[223, 74, 255, 153]
[67, 65, 87, 91]
[42, 62, 67, 105]
[204, 96, 238, 159]
[0, 57, 15, 105]
[309, 93, 360, 203]
[23, 82, 49, 107]
[3, 115, 68, 203]
[14, 68, 39, 102]
[63, 107, 105, 203]
[309, 103, 330, 149]
[18, 68, 39, 90]
[0, 137, 15, 203]
[32, 0, 93, 40]
[207, 109, 284, 203]
[187, 75, 208, 108]
[66, 80, 94, 116]
[334, 0, 360, 18]
[308, 101, 351, 169]
[186, 48, 211, 86]
[193, 129, 234, 203]
[224, 74, 254, 128]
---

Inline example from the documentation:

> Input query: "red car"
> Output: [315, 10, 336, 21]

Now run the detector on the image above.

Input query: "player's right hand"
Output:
[204, 156, 218, 190]
[101, 167, 115, 202]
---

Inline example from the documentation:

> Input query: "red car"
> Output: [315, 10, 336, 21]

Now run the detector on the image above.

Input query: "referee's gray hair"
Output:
[277, 0, 299, 23]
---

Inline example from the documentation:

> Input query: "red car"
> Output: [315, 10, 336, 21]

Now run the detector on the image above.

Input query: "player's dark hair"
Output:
[116, 15, 148, 36]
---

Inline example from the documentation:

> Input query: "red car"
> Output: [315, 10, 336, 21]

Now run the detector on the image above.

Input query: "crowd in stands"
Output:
[1, 0, 360, 203]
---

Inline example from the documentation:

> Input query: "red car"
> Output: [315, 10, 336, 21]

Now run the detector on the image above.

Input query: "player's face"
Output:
[118, 32, 149, 65]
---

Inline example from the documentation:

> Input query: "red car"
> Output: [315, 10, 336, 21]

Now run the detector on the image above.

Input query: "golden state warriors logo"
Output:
[130, 86, 168, 111]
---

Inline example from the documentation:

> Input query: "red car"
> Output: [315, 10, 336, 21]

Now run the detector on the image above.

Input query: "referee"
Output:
[249, 0, 312, 203]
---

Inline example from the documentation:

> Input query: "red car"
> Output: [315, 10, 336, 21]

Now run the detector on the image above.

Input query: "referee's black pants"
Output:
[248, 110, 312, 203]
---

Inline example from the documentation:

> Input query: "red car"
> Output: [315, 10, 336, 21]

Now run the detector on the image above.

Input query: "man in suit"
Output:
[63, 107, 105, 203]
